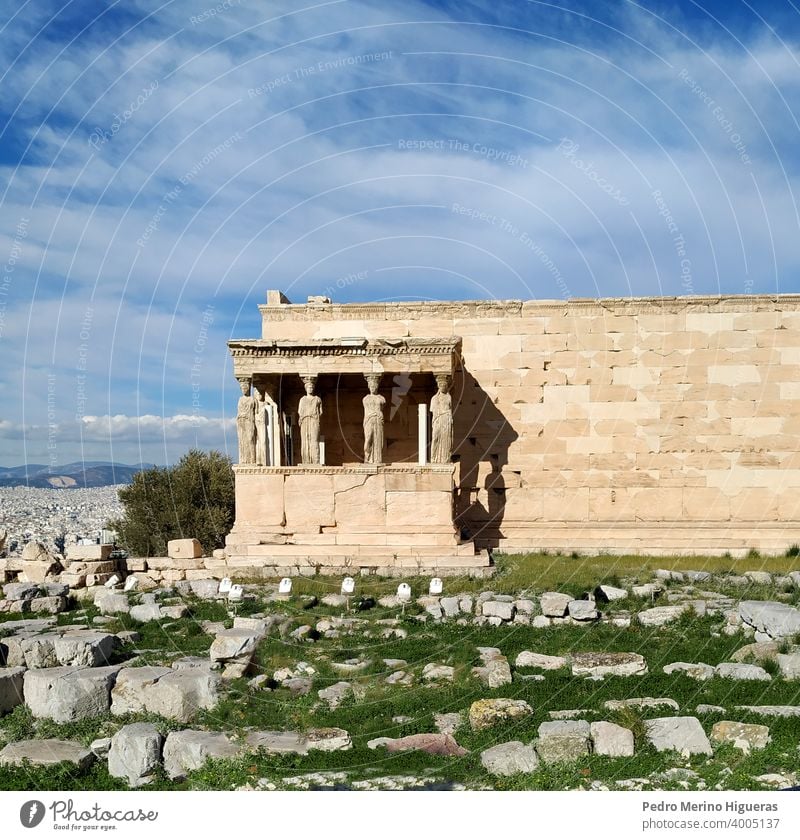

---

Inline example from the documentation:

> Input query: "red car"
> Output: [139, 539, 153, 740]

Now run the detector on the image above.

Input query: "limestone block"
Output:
[645, 717, 712, 756]
[590, 721, 635, 757]
[234, 472, 285, 528]
[709, 365, 760, 386]
[480, 741, 539, 776]
[0, 666, 25, 714]
[163, 730, 240, 780]
[284, 473, 334, 531]
[0, 739, 94, 769]
[167, 538, 203, 560]
[24, 665, 121, 723]
[66, 544, 112, 562]
[108, 723, 164, 787]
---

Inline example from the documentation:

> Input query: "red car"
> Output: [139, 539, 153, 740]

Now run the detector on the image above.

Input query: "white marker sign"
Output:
[218, 577, 232, 594]
[278, 577, 293, 594]
[341, 576, 355, 595]
[429, 577, 443, 595]
[397, 583, 411, 602]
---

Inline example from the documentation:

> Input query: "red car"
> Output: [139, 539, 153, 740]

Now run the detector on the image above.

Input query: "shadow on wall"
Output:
[453, 367, 519, 549]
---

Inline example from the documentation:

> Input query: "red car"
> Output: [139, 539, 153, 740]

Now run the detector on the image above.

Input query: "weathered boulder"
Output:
[370, 733, 467, 756]
[421, 663, 454, 682]
[111, 667, 219, 721]
[129, 603, 163, 623]
[304, 728, 352, 752]
[515, 651, 568, 670]
[595, 584, 628, 603]
[663, 662, 715, 680]
[710, 721, 771, 754]
[163, 730, 240, 780]
[536, 720, 591, 763]
[480, 741, 539, 775]
[108, 723, 164, 787]
[644, 717, 713, 757]
[482, 601, 514, 621]
[24, 665, 121, 723]
[472, 648, 512, 688]
[0, 666, 25, 714]
[730, 641, 779, 663]
[209, 629, 260, 662]
[776, 652, 800, 679]
[739, 601, 800, 639]
[540, 592, 571, 617]
[590, 721, 635, 757]
[434, 712, 464, 736]
[94, 591, 130, 615]
[571, 652, 647, 678]
[318, 681, 353, 709]
[0, 738, 94, 769]
[245, 730, 307, 754]
[715, 662, 771, 681]
[469, 698, 533, 731]
[568, 600, 599, 621]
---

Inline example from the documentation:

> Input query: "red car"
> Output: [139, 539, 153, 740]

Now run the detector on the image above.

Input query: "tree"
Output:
[110, 449, 235, 557]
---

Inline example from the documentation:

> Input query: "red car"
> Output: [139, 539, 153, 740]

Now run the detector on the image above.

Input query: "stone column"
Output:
[235, 376, 257, 465]
[430, 374, 453, 464]
[298, 374, 322, 464]
[418, 403, 428, 465]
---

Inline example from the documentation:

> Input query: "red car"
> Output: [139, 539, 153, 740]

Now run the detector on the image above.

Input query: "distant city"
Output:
[0, 462, 141, 555]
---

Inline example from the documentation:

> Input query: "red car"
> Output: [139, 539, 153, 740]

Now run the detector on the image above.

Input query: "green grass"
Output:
[2, 553, 800, 791]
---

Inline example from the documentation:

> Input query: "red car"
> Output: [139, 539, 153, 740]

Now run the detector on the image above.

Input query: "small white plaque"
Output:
[123, 575, 138, 592]
[228, 584, 244, 601]
[218, 577, 232, 594]
[104, 575, 120, 589]
[397, 583, 411, 602]
[429, 577, 443, 595]
[341, 576, 355, 595]
[278, 577, 293, 594]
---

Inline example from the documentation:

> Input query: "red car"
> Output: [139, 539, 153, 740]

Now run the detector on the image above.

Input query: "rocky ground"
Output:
[1, 558, 800, 791]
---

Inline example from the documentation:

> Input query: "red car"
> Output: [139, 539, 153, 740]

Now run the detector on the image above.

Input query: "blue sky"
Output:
[0, 0, 798, 465]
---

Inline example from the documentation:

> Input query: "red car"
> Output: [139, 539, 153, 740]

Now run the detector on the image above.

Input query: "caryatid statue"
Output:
[362, 373, 386, 464]
[236, 376, 257, 464]
[430, 374, 453, 464]
[298, 375, 322, 464]
[252, 379, 268, 466]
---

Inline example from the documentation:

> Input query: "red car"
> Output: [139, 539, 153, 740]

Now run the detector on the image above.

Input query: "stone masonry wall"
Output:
[258, 294, 800, 556]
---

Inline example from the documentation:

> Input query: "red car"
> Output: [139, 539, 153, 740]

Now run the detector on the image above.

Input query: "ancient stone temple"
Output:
[222, 290, 800, 572]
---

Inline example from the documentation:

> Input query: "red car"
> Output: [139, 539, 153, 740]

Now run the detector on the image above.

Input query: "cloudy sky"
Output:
[1, 0, 798, 466]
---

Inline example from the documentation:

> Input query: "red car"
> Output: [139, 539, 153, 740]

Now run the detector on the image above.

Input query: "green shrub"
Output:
[109, 449, 234, 557]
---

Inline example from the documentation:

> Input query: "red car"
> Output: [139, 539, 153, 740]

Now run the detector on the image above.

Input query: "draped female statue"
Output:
[298, 376, 322, 464]
[430, 374, 453, 464]
[236, 376, 257, 464]
[362, 374, 385, 464]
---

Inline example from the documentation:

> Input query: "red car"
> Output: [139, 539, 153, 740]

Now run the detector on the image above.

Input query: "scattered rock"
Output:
[318, 681, 352, 709]
[715, 662, 771, 681]
[536, 720, 591, 763]
[595, 585, 628, 603]
[605, 697, 679, 712]
[696, 704, 725, 714]
[540, 592, 571, 618]
[568, 600, 599, 621]
[739, 601, 800, 640]
[591, 721, 635, 757]
[0, 666, 25, 714]
[637, 605, 687, 627]
[110, 667, 219, 722]
[163, 730, 240, 780]
[482, 601, 514, 621]
[481, 741, 539, 775]
[469, 698, 532, 731]
[515, 651, 567, 670]
[108, 723, 163, 787]
[663, 662, 715, 680]
[710, 721, 771, 754]
[421, 663, 454, 682]
[571, 652, 647, 678]
[434, 712, 463, 736]
[24, 665, 121, 723]
[0, 738, 93, 769]
[735, 705, 800, 717]
[645, 717, 713, 757]
[370, 733, 467, 757]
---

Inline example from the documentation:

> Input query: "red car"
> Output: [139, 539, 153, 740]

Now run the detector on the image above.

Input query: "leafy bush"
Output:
[109, 449, 234, 557]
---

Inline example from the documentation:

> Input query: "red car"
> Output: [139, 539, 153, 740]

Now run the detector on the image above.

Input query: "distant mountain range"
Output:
[0, 462, 155, 488]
